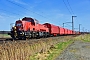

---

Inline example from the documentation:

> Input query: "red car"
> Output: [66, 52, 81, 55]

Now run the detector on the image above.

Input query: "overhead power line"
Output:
[67, 0, 74, 15]
[6, 0, 49, 19]
[0, 3, 27, 15]
[0, 14, 14, 18]
[63, 0, 72, 15]
[0, 8, 23, 16]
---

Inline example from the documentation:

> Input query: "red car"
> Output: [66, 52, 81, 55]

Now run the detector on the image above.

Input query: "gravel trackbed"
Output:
[56, 41, 90, 60]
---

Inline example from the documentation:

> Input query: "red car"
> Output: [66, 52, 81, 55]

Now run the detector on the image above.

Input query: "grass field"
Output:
[46, 40, 73, 60]
[56, 34, 90, 60]
[0, 36, 74, 60]
[30, 36, 74, 60]
[75, 34, 90, 42]
[0, 34, 90, 60]
[30, 34, 90, 60]
[0, 34, 11, 38]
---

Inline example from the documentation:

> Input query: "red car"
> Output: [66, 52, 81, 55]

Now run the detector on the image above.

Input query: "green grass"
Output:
[0, 34, 11, 38]
[30, 39, 74, 60]
[46, 40, 73, 60]
[30, 34, 90, 60]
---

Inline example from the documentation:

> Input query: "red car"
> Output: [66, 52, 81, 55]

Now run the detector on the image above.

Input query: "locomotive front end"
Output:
[10, 20, 25, 39]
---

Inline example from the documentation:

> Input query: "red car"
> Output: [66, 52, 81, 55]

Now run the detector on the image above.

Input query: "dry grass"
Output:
[30, 36, 74, 60]
[75, 34, 90, 42]
[0, 36, 74, 60]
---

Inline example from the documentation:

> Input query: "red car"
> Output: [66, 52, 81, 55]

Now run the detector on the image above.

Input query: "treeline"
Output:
[81, 32, 90, 34]
[0, 31, 10, 34]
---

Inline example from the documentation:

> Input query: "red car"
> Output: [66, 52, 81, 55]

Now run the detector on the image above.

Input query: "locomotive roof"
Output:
[22, 17, 39, 23]
[22, 17, 33, 20]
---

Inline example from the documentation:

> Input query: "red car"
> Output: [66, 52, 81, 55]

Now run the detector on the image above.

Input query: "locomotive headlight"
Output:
[14, 26, 16, 29]
[15, 31, 17, 32]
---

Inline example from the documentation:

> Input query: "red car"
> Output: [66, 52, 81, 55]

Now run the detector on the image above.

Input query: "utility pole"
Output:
[79, 24, 81, 32]
[63, 22, 72, 28]
[63, 23, 64, 28]
[72, 16, 77, 33]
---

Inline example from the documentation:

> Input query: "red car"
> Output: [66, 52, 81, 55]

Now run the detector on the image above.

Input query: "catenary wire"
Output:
[6, 0, 51, 20]
[63, 0, 72, 15]
[67, 0, 74, 15]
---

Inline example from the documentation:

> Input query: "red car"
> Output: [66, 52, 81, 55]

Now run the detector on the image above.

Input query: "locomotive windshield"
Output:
[27, 19, 34, 23]
[22, 17, 34, 23]
[15, 23, 22, 27]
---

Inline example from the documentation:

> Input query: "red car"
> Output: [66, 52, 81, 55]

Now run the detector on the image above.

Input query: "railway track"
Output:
[0, 37, 60, 44]
[0, 35, 78, 45]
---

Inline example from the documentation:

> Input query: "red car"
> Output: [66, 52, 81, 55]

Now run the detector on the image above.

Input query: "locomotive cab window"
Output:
[15, 23, 22, 26]
[26, 19, 34, 23]
[27, 19, 35, 25]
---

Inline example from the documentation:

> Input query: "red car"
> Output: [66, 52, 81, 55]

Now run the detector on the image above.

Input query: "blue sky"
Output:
[0, 0, 90, 32]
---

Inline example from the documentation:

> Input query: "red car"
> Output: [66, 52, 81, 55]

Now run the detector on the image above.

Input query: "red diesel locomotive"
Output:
[9, 17, 80, 39]
[9, 17, 49, 39]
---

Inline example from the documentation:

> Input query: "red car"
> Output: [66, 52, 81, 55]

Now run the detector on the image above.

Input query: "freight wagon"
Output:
[43, 23, 60, 36]
[9, 17, 80, 39]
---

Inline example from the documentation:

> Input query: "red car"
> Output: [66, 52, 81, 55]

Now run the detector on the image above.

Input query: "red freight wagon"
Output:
[39, 24, 49, 32]
[73, 31, 76, 34]
[68, 29, 73, 35]
[69, 30, 72, 34]
[43, 23, 59, 36]
[64, 28, 68, 35]
[59, 27, 65, 35]
[67, 29, 70, 35]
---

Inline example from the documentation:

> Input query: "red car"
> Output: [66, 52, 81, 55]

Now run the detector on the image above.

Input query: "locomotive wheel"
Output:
[36, 32, 40, 39]
[22, 37, 26, 40]
[43, 32, 47, 38]
[45, 32, 47, 38]
[11, 35, 17, 40]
